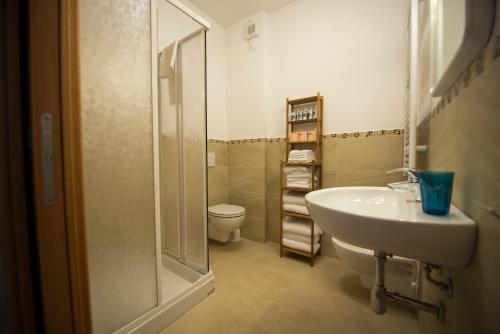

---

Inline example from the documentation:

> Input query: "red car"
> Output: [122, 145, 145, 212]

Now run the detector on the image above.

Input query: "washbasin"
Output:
[305, 187, 476, 268]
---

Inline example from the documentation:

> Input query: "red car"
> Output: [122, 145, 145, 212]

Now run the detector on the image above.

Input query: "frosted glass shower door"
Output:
[178, 31, 208, 272]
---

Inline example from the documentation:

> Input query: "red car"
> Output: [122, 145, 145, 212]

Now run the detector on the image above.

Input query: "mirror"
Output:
[431, 0, 495, 96]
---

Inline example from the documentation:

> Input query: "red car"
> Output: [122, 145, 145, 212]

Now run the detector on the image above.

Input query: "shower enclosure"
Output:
[80, 0, 213, 333]
[156, 0, 209, 301]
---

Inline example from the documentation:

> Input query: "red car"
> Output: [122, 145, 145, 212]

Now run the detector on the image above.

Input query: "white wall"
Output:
[206, 21, 227, 140]
[176, 0, 408, 139]
[162, 0, 228, 140]
[226, 12, 269, 139]
[224, 0, 408, 139]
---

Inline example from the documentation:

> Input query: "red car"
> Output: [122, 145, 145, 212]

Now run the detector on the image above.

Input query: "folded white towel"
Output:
[289, 149, 314, 156]
[283, 232, 320, 245]
[283, 217, 322, 236]
[159, 41, 178, 79]
[286, 173, 311, 180]
[286, 180, 312, 188]
[289, 158, 315, 162]
[283, 203, 309, 215]
[288, 150, 316, 162]
[282, 238, 320, 253]
[283, 192, 306, 206]
[284, 166, 309, 174]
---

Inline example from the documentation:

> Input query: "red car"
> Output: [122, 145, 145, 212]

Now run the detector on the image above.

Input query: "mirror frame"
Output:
[431, 0, 495, 97]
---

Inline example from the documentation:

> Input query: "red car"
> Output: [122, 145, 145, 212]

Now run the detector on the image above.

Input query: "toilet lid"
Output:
[208, 204, 245, 218]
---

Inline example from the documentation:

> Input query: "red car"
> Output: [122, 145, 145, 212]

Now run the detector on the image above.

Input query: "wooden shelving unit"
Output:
[280, 92, 323, 267]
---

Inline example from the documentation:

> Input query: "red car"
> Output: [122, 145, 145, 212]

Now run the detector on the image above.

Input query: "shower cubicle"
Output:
[80, 0, 213, 333]
[156, 0, 210, 299]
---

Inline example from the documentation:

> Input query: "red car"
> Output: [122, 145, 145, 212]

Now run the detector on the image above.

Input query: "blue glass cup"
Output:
[417, 171, 454, 216]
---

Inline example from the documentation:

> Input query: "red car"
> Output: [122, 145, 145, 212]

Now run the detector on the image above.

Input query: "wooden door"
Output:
[28, 0, 92, 332]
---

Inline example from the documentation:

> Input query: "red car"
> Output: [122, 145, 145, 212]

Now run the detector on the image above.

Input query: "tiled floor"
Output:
[161, 239, 419, 334]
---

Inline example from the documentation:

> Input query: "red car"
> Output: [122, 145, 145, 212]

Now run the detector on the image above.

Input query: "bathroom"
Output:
[1, 0, 499, 333]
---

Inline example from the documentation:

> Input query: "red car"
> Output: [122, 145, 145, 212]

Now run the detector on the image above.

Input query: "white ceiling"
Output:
[190, 0, 296, 26]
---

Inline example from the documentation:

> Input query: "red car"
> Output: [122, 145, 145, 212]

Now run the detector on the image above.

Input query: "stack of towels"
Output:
[284, 166, 316, 189]
[282, 191, 309, 215]
[288, 149, 316, 162]
[282, 216, 322, 253]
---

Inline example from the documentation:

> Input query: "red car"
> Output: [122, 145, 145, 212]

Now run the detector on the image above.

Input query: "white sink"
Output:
[305, 187, 476, 268]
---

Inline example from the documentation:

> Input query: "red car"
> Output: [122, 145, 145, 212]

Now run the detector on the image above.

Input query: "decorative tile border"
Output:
[323, 129, 403, 139]
[420, 35, 500, 128]
[227, 138, 268, 144]
[207, 139, 226, 144]
[208, 129, 404, 144]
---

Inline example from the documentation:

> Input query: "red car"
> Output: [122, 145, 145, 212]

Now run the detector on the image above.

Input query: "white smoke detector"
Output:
[242, 21, 258, 40]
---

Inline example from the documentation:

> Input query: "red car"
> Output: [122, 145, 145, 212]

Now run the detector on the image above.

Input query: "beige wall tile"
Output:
[336, 169, 403, 187]
[457, 60, 500, 211]
[416, 56, 500, 333]
[337, 135, 404, 170]
[322, 137, 338, 169]
[208, 142, 227, 166]
[240, 216, 266, 243]
[218, 134, 404, 258]
[208, 184, 228, 207]
[267, 192, 281, 243]
[228, 142, 266, 168]
[208, 166, 228, 186]
[427, 99, 462, 172]
[228, 190, 266, 220]
[322, 169, 337, 188]
[268, 141, 283, 195]
[268, 141, 284, 165]
[228, 167, 266, 193]
[268, 170, 282, 195]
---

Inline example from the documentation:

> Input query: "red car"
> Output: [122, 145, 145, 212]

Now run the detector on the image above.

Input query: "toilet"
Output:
[208, 204, 246, 243]
[332, 237, 419, 298]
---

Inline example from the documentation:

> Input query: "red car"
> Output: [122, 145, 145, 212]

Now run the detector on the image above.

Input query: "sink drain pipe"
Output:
[370, 251, 445, 321]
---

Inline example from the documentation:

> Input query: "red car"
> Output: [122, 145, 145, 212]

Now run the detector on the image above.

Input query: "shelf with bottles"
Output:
[281, 93, 323, 267]
[288, 102, 318, 122]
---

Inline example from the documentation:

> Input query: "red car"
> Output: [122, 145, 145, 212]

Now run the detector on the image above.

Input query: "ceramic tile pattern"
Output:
[160, 239, 419, 334]
[208, 133, 405, 257]
[267, 141, 286, 244]
[228, 142, 267, 242]
[416, 42, 500, 334]
[208, 142, 228, 207]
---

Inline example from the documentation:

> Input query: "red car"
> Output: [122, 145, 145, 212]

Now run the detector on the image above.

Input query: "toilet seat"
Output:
[208, 204, 245, 218]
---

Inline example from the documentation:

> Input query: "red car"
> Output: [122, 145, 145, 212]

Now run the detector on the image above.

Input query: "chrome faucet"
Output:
[386, 167, 418, 188]
[386, 168, 421, 201]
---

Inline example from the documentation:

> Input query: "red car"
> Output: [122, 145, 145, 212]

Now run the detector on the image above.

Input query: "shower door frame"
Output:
[169, 28, 209, 274]
[151, 0, 211, 305]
